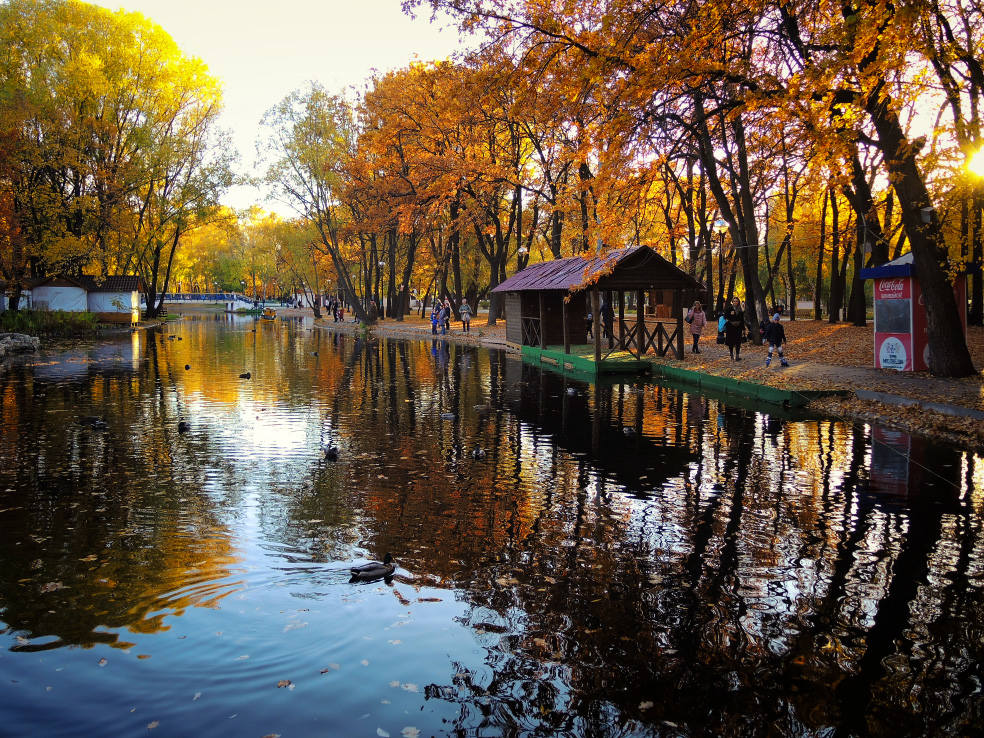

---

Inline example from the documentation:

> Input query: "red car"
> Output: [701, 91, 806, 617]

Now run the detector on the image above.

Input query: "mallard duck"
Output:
[350, 553, 395, 582]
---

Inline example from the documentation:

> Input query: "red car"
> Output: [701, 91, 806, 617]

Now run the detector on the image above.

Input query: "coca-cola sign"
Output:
[876, 277, 909, 299]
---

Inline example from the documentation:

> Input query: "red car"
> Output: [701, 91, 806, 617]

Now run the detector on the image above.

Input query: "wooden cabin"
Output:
[493, 246, 704, 374]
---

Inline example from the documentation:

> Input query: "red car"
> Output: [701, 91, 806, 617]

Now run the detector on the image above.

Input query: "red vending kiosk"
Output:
[860, 253, 967, 371]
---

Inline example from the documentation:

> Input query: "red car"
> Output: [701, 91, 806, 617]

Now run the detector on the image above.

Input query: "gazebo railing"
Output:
[521, 317, 542, 347]
[614, 317, 683, 360]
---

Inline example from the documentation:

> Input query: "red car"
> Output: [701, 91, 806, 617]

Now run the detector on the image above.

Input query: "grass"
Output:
[0, 309, 99, 337]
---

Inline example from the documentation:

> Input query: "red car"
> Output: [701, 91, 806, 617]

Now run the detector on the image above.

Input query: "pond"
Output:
[1, 314, 982, 736]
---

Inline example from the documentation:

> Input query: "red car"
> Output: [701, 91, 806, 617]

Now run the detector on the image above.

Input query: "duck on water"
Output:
[349, 553, 395, 583]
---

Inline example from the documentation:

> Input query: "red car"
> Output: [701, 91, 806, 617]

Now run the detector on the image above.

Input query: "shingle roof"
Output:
[28, 275, 143, 292]
[80, 275, 143, 292]
[492, 245, 703, 293]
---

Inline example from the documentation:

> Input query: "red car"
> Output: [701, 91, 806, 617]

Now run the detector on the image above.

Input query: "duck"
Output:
[185, 364, 191, 370]
[622, 426, 637, 436]
[566, 387, 577, 396]
[178, 420, 190, 433]
[471, 447, 487, 459]
[239, 371, 251, 379]
[349, 553, 395, 582]
[324, 445, 339, 461]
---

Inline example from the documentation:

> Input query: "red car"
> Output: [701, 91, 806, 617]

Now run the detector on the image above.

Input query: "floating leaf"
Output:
[402, 728, 421, 738]
[147, 721, 159, 730]
[277, 679, 293, 689]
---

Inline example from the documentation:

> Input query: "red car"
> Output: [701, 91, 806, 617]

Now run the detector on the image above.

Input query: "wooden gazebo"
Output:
[493, 246, 705, 375]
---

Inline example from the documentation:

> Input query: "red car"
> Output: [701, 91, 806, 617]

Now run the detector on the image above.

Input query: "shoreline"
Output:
[315, 315, 984, 451]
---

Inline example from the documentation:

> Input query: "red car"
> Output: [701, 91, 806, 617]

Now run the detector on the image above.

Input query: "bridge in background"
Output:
[163, 293, 264, 311]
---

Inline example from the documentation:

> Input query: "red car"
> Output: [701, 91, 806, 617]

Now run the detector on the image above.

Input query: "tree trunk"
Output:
[828, 195, 844, 323]
[844, 3, 975, 376]
[815, 190, 828, 320]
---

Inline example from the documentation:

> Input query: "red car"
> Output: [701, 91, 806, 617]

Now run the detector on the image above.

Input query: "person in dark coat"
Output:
[600, 295, 615, 349]
[763, 313, 789, 367]
[723, 297, 747, 361]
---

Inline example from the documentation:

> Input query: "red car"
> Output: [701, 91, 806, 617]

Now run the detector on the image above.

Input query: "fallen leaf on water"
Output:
[261, 734, 281, 738]
[192, 692, 201, 701]
[402, 729, 421, 738]
[276, 679, 293, 689]
[98, 658, 107, 667]
[40, 582, 65, 593]
[361, 659, 369, 666]
[147, 721, 159, 730]
[377, 729, 390, 738]
[639, 701, 654, 710]
[417, 597, 442, 603]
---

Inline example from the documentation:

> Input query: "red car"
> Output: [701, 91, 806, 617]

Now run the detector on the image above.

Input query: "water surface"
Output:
[1, 314, 982, 736]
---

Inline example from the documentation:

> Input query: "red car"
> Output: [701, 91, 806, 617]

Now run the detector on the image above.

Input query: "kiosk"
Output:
[859, 253, 967, 371]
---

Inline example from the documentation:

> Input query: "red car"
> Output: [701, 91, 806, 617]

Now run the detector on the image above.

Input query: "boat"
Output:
[261, 307, 277, 321]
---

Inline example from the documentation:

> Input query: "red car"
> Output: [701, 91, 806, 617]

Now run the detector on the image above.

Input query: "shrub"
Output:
[0, 309, 99, 337]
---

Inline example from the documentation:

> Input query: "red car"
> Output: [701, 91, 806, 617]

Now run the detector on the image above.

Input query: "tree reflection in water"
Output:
[0, 317, 981, 736]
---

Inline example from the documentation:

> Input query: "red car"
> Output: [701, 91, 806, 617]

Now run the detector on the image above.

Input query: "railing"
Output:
[521, 317, 542, 347]
[164, 292, 253, 303]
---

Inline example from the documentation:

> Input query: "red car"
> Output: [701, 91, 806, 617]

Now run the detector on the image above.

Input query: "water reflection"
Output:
[0, 315, 982, 736]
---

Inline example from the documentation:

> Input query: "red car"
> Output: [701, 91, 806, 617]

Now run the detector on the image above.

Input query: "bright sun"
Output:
[968, 148, 984, 178]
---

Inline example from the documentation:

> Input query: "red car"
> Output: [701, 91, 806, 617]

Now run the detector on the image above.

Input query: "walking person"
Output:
[723, 297, 747, 361]
[763, 313, 789, 367]
[430, 300, 440, 335]
[686, 300, 707, 353]
[459, 298, 473, 332]
[438, 301, 449, 335]
[600, 295, 615, 349]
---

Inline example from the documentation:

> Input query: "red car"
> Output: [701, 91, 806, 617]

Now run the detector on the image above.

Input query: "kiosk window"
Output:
[875, 299, 911, 333]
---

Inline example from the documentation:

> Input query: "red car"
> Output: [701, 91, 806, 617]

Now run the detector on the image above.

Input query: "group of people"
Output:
[685, 297, 789, 366]
[430, 298, 473, 335]
[325, 296, 345, 322]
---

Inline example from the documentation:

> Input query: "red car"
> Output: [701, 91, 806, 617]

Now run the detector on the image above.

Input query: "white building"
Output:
[28, 275, 144, 323]
[29, 276, 89, 312]
[85, 276, 144, 323]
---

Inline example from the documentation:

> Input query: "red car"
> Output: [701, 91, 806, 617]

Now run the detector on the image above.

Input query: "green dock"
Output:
[519, 345, 847, 408]
[521, 344, 651, 379]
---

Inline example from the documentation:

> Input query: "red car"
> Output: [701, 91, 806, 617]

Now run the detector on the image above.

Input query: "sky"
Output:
[90, 0, 470, 213]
